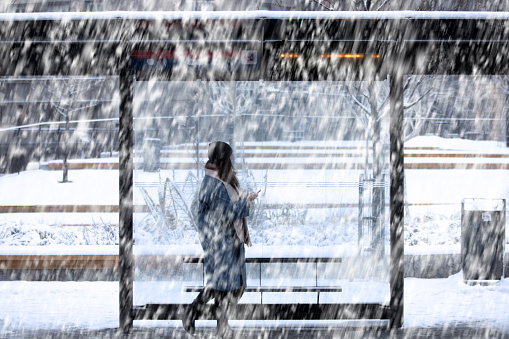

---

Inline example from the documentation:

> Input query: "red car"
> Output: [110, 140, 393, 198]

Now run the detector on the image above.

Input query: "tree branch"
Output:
[71, 79, 100, 96]
[376, 0, 390, 10]
[312, 0, 334, 10]
[376, 96, 390, 120]
[53, 105, 68, 117]
[68, 102, 101, 113]
[407, 75, 431, 102]
[496, 75, 509, 94]
[404, 86, 434, 110]
[344, 95, 368, 129]
[346, 85, 371, 115]
[403, 76, 413, 93]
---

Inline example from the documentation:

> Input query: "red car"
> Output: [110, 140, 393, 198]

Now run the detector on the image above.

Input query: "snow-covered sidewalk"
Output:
[0, 272, 508, 335]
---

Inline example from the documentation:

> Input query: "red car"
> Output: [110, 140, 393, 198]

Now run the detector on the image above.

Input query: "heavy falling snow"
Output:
[0, 7, 509, 338]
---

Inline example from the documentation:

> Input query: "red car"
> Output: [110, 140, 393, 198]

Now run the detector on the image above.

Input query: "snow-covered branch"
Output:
[496, 75, 509, 94]
[376, 95, 390, 117]
[376, 0, 390, 11]
[68, 102, 101, 113]
[344, 94, 368, 128]
[403, 75, 435, 110]
[404, 86, 434, 110]
[346, 86, 371, 114]
[312, 0, 334, 10]
[52, 105, 68, 117]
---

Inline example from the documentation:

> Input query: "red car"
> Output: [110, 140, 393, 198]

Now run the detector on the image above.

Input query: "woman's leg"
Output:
[192, 286, 216, 317]
[182, 286, 215, 335]
[215, 288, 244, 335]
[214, 290, 229, 331]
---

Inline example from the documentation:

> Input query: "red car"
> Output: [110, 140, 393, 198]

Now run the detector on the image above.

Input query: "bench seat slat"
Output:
[182, 257, 342, 264]
[183, 286, 342, 293]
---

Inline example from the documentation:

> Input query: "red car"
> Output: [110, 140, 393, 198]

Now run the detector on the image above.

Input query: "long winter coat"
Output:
[196, 174, 250, 291]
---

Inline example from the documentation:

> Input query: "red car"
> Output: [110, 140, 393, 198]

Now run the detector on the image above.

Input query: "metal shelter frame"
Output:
[1, 10, 508, 334]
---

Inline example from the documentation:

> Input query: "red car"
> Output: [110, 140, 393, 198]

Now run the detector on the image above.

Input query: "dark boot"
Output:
[182, 287, 215, 336]
[216, 323, 234, 339]
[215, 291, 234, 339]
[180, 304, 196, 336]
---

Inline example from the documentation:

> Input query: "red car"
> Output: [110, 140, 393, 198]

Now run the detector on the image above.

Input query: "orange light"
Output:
[340, 54, 363, 58]
[319, 53, 380, 59]
[281, 53, 299, 58]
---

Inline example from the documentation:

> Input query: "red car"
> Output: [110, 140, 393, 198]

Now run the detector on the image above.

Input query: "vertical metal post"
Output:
[119, 72, 134, 334]
[358, 174, 363, 250]
[389, 70, 404, 329]
[381, 174, 386, 257]
[259, 263, 262, 287]
[315, 261, 318, 287]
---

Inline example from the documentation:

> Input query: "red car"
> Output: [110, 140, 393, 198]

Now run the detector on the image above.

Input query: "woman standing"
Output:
[182, 141, 258, 338]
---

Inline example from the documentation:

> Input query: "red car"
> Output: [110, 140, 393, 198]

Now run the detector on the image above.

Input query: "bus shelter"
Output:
[0, 11, 508, 334]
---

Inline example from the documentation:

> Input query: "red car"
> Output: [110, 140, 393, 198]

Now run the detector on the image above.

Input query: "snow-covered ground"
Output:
[0, 136, 508, 333]
[0, 272, 508, 333]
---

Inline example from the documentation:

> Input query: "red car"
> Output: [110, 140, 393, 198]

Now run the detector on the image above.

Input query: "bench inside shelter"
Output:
[133, 251, 390, 321]
[180, 255, 343, 304]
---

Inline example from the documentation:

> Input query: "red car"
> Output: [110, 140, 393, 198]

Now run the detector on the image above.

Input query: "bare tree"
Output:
[46, 77, 104, 183]
[346, 76, 435, 176]
[344, 75, 435, 255]
[350, 0, 391, 11]
[203, 81, 255, 162]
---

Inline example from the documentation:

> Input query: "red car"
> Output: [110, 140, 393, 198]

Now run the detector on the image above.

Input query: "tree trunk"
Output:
[369, 84, 384, 257]
[62, 113, 70, 182]
[369, 85, 383, 180]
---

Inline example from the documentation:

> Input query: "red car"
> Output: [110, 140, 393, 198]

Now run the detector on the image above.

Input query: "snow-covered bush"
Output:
[0, 222, 118, 246]
[404, 211, 461, 246]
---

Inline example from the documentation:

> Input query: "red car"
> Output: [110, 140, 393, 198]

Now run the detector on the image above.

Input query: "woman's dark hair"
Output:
[206, 141, 240, 191]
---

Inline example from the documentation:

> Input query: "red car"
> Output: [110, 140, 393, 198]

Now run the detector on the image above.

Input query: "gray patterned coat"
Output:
[196, 174, 250, 291]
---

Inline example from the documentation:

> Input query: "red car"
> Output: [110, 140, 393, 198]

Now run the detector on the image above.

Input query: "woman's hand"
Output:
[246, 190, 260, 202]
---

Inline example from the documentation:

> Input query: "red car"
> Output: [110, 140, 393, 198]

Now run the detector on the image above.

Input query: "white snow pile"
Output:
[0, 222, 118, 246]
[406, 271, 509, 332]
[405, 136, 509, 152]
[405, 212, 462, 246]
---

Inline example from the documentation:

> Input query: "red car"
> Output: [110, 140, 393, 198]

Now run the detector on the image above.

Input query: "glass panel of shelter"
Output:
[132, 78, 391, 309]
[403, 75, 508, 282]
[0, 76, 119, 263]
